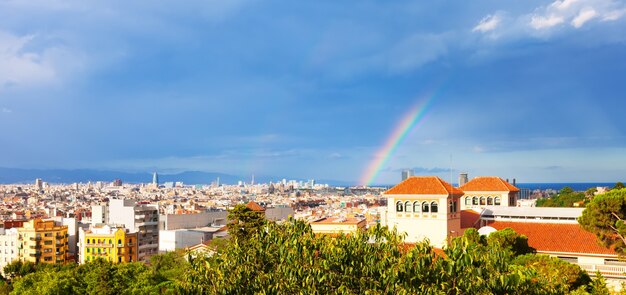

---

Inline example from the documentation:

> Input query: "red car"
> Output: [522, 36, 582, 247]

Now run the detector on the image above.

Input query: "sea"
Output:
[514, 183, 618, 192]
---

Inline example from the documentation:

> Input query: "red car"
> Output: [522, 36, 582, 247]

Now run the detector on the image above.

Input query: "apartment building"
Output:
[17, 219, 68, 264]
[107, 199, 159, 262]
[78, 225, 138, 264]
[0, 228, 19, 274]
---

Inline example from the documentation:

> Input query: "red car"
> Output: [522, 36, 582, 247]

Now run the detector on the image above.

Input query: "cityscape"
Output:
[1, 0, 626, 294]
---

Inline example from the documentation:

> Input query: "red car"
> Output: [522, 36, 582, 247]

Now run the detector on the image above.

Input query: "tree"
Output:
[585, 187, 597, 198]
[227, 204, 266, 243]
[512, 254, 591, 292]
[579, 188, 626, 254]
[486, 227, 535, 256]
[614, 182, 625, 190]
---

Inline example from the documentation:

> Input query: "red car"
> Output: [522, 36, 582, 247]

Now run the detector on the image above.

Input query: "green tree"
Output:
[227, 204, 266, 243]
[512, 254, 591, 292]
[486, 227, 535, 256]
[614, 182, 625, 190]
[579, 188, 626, 254]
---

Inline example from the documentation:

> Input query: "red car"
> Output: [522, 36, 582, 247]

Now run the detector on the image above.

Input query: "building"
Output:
[0, 228, 19, 275]
[108, 199, 159, 262]
[458, 173, 468, 187]
[459, 176, 519, 210]
[385, 176, 464, 247]
[18, 219, 69, 264]
[401, 169, 414, 181]
[310, 217, 366, 235]
[152, 172, 159, 186]
[78, 225, 138, 264]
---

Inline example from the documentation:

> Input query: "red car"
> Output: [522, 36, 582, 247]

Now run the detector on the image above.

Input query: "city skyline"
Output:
[1, 1, 626, 183]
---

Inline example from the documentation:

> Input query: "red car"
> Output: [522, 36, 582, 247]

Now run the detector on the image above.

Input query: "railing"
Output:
[86, 243, 113, 248]
[579, 264, 626, 278]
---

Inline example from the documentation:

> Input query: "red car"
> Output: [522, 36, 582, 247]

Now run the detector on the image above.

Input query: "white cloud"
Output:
[1, 108, 12, 113]
[551, 0, 578, 10]
[0, 31, 56, 88]
[603, 9, 626, 21]
[530, 14, 565, 29]
[571, 7, 597, 28]
[473, 14, 501, 33]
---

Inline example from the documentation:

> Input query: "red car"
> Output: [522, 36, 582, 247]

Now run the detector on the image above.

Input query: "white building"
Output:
[0, 228, 19, 275]
[459, 176, 519, 210]
[108, 199, 159, 262]
[385, 176, 463, 248]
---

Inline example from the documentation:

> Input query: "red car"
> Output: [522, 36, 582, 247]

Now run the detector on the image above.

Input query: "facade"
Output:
[0, 228, 19, 275]
[310, 217, 366, 235]
[108, 199, 159, 262]
[385, 176, 463, 247]
[459, 176, 519, 210]
[78, 225, 138, 264]
[17, 219, 68, 264]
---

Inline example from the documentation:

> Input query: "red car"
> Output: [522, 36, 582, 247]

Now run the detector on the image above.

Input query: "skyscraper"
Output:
[459, 173, 468, 187]
[401, 169, 414, 181]
[152, 172, 159, 185]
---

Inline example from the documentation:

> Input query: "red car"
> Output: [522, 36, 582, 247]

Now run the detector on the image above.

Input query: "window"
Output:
[87, 239, 90, 244]
[453, 201, 458, 212]
[495, 197, 501, 206]
[449, 201, 453, 213]
[431, 202, 438, 213]
[487, 197, 493, 205]
[480, 197, 486, 206]
[472, 197, 478, 205]
[465, 197, 471, 205]
[405, 201, 412, 213]
[396, 201, 404, 212]
[422, 202, 430, 213]
[413, 201, 421, 213]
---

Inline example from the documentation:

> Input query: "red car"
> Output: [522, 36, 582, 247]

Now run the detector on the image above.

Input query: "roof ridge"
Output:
[434, 176, 450, 194]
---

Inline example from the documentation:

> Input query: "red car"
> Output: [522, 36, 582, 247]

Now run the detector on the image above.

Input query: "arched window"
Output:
[431, 201, 438, 213]
[453, 201, 458, 212]
[396, 201, 404, 212]
[413, 201, 421, 213]
[495, 197, 501, 206]
[422, 202, 430, 213]
[118, 239, 122, 245]
[449, 201, 453, 213]
[405, 201, 412, 213]
[86, 239, 90, 244]
[472, 196, 479, 205]
[480, 197, 486, 206]
[465, 197, 471, 205]
[487, 197, 493, 205]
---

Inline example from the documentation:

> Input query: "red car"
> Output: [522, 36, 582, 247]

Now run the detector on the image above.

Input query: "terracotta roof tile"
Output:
[460, 177, 520, 192]
[460, 210, 481, 229]
[245, 201, 265, 212]
[384, 176, 464, 195]
[487, 221, 615, 255]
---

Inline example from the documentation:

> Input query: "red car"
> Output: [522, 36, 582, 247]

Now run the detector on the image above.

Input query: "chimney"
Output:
[513, 178, 516, 186]
[506, 178, 509, 183]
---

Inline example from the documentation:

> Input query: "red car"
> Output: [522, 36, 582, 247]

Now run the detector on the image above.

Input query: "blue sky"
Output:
[1, 0, 625, 184]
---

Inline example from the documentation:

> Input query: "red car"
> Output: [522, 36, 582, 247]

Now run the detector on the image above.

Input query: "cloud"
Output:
[572, 7, 597, 28]
[1, 108, 12, 113]
[473, 14, 502, 33]
[393, 167, 452, 174]
[551, 0, 578, 10]
[530, 14, 565, 29]
[602, 9, 626, 21]
[0, 31, 56, 88]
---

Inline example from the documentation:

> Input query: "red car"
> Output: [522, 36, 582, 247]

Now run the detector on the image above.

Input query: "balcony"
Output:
[29, 237, 42, 241]
[579, 264, 626, 278]
[86, 243, 113, 248]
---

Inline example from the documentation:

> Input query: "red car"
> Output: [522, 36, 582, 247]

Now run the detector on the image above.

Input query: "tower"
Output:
[385, 176, 463, 248]
[401, 169, 414, 181]
[152, 172, 159, 186]
[458, 173, 468, 187]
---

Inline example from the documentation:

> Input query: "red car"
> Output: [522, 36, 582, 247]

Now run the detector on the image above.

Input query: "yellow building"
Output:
[18, 219, 69, 264]
[78, 225, 138, 264]
[310, 217, 366, 235]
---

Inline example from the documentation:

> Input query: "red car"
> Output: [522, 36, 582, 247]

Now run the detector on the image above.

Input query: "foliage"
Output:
[579, 188, 626, 254]
[9, 252, 190, 295]
[486, 227, 535, 256]
[614, 182, 625, 190]
[537, 186, 587, 207]
[227, 204, 266, 243]
[181, 219, 593, 294]
[512, 254, 591, 292]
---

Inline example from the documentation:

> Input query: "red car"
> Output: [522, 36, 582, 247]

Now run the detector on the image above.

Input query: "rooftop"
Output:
[460, 176, 520, 192]
[384, 176, 464, 196]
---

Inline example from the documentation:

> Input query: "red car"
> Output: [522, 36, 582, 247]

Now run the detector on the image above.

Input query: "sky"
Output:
[1, 0, 626, 184]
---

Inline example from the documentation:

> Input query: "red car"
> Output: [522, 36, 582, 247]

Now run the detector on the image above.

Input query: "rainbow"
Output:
[359, 93, 437, 186]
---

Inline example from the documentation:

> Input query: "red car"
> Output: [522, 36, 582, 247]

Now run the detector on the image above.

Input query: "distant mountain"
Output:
[0, 167, 239, 185]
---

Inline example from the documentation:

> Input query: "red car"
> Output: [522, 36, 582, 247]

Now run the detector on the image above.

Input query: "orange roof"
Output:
[460, 177, 520, 192]
[245, 201, 265, 212]
[488, 221, 615, 255]
[384, 176, 464, 195]
[460, 210, 481, 229]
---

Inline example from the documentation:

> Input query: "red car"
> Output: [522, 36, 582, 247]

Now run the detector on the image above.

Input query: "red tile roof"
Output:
[384, 176, 464, 195]
[245, 201, 265, 212]
[487, 221, 616, 255]
[460, 177, 520, 192]
[460, 210, 481, 229]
